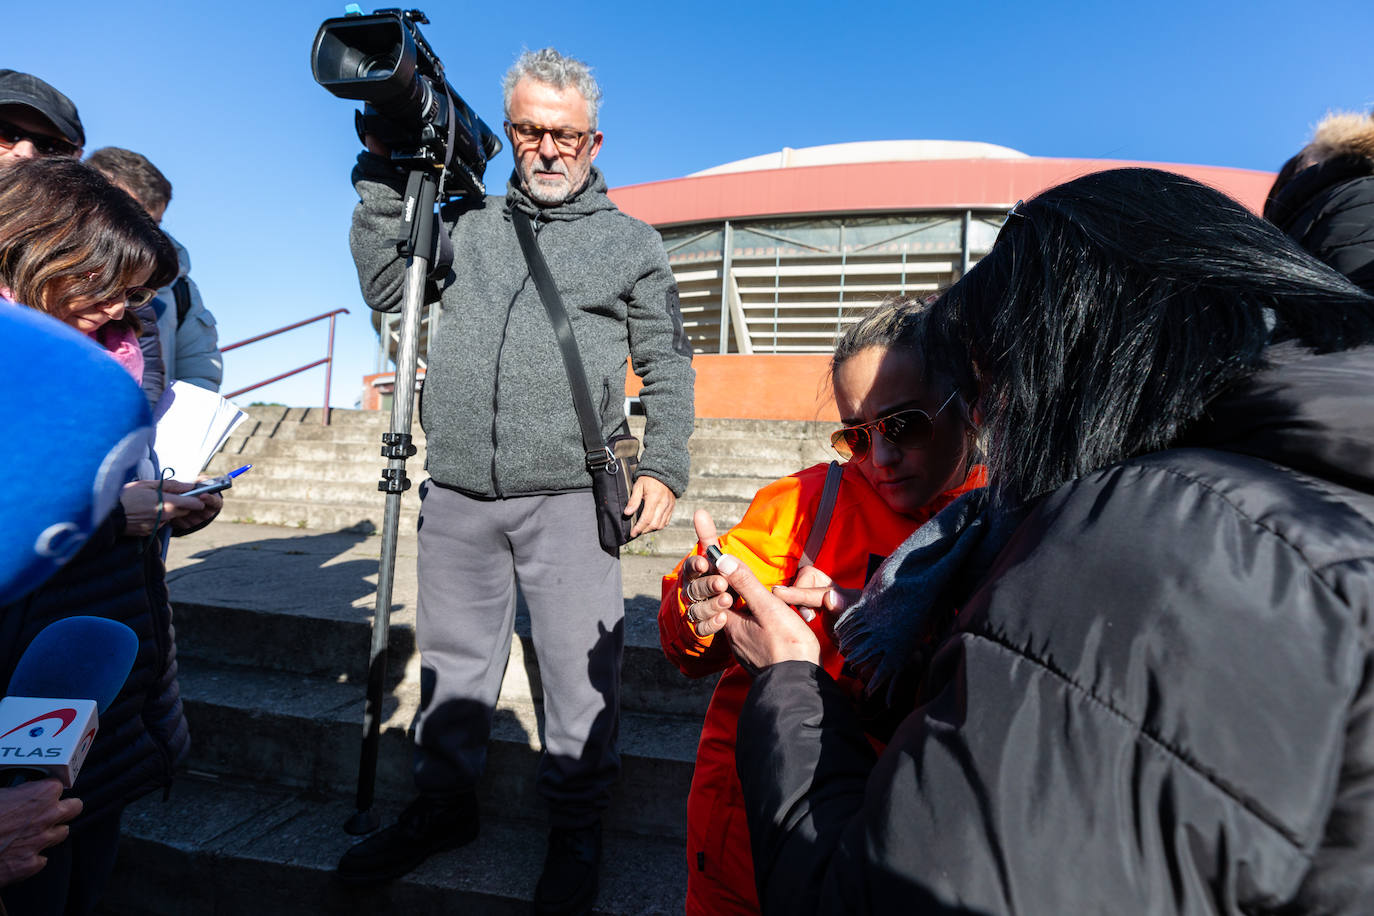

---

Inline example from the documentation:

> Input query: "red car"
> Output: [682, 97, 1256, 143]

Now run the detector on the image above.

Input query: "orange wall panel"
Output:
[630, 354, 838, 421]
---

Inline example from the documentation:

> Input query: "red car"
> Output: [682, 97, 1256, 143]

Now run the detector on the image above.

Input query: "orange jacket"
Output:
[660, 461, 987, 916]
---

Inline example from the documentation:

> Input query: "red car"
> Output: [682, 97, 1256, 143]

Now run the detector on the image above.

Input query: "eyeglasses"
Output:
[504, 120, 590, 154]
[0, 118, 80, 157]
[97, 287, 157, 309]
[830, 389, 961, 460]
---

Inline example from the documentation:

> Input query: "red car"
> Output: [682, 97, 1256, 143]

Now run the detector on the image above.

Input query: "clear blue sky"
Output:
[8, 0, 1373, 408]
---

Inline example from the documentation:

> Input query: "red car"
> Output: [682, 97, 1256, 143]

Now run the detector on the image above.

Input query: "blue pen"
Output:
[228, 464, 252, 479]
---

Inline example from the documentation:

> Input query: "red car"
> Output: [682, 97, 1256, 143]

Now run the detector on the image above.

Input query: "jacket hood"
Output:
[504, 166, 617, 221]
[1265, 114, 1374, 228]
[161, 231, 192, 281]
[1184, 342, 1374, 495]
[1307, 112, 1374, 164]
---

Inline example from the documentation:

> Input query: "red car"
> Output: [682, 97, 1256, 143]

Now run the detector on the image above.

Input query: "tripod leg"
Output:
[346, 168, 440, 834]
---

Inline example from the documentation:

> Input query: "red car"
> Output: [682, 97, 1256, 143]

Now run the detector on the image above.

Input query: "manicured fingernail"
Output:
[800, 608, 816, 622]
[714, 554, 738, 574]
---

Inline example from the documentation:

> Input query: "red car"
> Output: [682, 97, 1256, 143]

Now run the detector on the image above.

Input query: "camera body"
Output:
[311, 8, 502, 198]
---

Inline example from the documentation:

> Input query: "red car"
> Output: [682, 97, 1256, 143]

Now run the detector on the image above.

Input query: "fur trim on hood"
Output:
[1306, 111, 1374, 164]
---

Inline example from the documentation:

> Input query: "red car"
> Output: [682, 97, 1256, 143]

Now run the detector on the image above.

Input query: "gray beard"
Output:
[521, 165, 589, 206]
[526, 179, 571, 206]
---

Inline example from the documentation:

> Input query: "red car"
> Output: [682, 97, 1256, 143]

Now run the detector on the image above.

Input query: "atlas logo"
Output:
[0, 707, 77, 740]
[77, 727, 96, 757]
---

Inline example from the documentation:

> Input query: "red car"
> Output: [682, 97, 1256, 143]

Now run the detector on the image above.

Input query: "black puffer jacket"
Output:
[0, 509, 189, 828]
[737, 344, 1374, 914]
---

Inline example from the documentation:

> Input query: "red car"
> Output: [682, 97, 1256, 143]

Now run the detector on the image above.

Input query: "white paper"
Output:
[152, 381, 247, 482]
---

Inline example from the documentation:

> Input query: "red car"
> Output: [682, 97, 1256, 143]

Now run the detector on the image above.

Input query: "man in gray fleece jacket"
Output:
[337, 49, 694, 913]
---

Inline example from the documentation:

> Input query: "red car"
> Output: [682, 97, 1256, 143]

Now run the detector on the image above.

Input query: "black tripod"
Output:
[345, 164, 445, 835]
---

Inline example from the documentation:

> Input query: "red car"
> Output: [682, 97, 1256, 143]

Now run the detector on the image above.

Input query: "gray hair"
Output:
[502, 48, 603, 130]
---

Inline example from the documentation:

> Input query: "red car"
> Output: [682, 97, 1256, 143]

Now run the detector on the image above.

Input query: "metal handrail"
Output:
[222, 308, 350, 425]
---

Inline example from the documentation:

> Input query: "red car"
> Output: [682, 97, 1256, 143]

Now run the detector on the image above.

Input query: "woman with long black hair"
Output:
[709, 168, 1374, 915]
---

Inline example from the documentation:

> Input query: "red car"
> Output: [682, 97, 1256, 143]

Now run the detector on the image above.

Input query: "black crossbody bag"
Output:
[512, 209, 641, 553]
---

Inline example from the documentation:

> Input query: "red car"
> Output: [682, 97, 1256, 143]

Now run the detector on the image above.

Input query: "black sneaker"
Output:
[533, 822, 602, 915]
[336, 792, 479, 884]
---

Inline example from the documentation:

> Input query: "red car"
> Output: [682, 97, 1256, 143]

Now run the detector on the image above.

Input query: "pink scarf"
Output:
[97, 323, 144, 383]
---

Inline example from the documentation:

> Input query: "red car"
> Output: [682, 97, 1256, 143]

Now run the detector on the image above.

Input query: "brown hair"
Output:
[86, 146, 173, 214]
[0, 157, 177, 332]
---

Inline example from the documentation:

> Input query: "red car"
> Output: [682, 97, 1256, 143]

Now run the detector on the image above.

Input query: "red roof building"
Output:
[369, 142, 1274, 419]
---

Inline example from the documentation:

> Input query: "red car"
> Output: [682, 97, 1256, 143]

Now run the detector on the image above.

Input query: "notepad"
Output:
[152, 381, 247, 482]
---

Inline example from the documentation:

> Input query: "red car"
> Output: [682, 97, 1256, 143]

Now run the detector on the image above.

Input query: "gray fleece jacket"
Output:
[351, 154, 694, 497]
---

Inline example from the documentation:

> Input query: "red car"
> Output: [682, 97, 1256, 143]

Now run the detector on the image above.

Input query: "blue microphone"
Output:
[1, 617, 140, 786]
[0, 305, 152, 602]
[6, 616, 140, 715]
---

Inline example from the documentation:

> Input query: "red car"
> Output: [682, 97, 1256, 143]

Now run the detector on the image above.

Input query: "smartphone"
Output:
[183, 476, 232, 498]
[182, 464, 251, 498]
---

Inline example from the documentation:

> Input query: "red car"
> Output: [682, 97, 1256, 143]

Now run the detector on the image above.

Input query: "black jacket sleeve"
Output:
[736, 661, 881, 914]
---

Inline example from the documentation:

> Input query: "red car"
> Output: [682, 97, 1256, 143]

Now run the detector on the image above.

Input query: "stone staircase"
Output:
[206, 405, 833, 557]
[98, 407, 835, 914]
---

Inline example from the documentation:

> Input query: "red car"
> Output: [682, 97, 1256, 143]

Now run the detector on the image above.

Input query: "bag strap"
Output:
[511, 208, 615, 472]
[799, 460, 845, 568]
[173, 277, 192, 328]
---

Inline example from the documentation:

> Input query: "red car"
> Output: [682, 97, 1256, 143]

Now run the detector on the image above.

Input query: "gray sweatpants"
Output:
[411, 481, 624, 828]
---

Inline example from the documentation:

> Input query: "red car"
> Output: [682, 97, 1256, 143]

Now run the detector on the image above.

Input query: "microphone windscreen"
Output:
[0, 306, 152, 601]
[6, 616, 140, 715]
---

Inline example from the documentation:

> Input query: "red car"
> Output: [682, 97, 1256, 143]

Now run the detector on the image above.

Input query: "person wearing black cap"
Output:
[0, 70, 84, 166]
[0, 75, 173, 416]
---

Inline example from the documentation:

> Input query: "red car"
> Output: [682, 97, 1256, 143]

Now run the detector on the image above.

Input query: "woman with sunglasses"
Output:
[710, 168, 1374, 914]
[658, 297, 985, 916]
[0, 157, 212, 916]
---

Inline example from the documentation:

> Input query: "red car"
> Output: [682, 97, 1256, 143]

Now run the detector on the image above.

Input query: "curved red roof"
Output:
[609, 157, 1275, 227]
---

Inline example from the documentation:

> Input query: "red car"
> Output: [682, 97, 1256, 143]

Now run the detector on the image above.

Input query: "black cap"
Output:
[0, 70, 84, 147]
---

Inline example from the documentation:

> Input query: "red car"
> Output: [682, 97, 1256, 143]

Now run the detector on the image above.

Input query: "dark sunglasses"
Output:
[0, 118, 80, 157]
[830, 389, 961, 460]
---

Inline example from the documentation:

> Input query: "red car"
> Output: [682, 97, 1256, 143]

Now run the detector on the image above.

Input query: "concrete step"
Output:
[176, 660, 697, 839]
[216, 431, 823, 473]
[104, 775, 685, 915]
[255, 422, 402, 445]
[211, 490, 752, 557]
[210, 445, 815, 490]
[214, 496, 413, 533]
[221, 472, 785, 508]
[209, 410, 832, 546]
[211, 447, 813, 483]
[690, 417, 831, 438]
[228, 477, 424, 505]
[690, 448, 831, 478]
[211, 437, 429, 466]
[165, 524, 718, 718]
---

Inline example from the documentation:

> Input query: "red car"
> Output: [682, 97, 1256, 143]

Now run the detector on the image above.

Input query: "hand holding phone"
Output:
[182, 464, 251, 498]
[182, 476, 231, 498]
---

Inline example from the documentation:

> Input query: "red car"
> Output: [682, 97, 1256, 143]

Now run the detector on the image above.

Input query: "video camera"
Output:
[311, 7, 502, 198]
